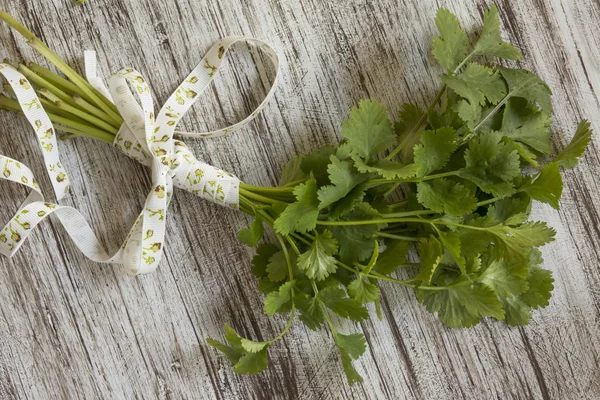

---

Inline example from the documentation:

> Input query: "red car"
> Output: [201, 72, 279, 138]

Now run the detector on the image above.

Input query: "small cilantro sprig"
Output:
[209, 5, 592, 385]
[0, 4, 592, 388]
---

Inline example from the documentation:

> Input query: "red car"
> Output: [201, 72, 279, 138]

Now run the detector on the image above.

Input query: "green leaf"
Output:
[297, 230, 339, 281]
[334, 332, 366, 385]
[341, 99, 395, 158]
[419, 280, 505, 328]
[521, 265, 554, 309]
[330, 202, 382, 264]
[348, 278, 380, 304]
[318, 286, 369, 322]
[415, 236, 444, 284]
[443, 63, 507, 105]
[438, 230, 466, 273]
[457, 132, 521, 197]
[301, 145, 336, 186]
[554, 120, 592, 169]
[279, 155, 306, 186]
[520, 162, 563, 209]
[335, 332, 367, 359]
[274, 179, 320, 234]
[238, 216, 264, 247]
[234, 348, 269, 375]
[499, 98, 552, 154]
[416, 178, 477, 216]
[395, 103, 426, 162]
[294, 292, 324, 330]
[318, 156, 367, 209]
[252, 243, 280, 278]
[240, 339, 270, 353]
[264, 280, 295, 315]
[413, 126, 458, 176]
[353, 157, 419, 180]
[432, 8, 469, 72]
[487, 196, 531, 224]
[477, 257, 529, 299]
[374, 240, 409, 275]
[266, 250, 291, 282]
[500, 68, 552, 114]
[473, 4, 522, 60]
[206, 338, 244, 364]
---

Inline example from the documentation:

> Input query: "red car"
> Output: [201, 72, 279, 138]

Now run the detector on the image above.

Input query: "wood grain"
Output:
[0, 0, 599, 398]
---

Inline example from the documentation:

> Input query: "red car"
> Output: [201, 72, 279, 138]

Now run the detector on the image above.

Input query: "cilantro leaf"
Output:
[521, 264, 554, 309]
[264, 280, 295, 315]
[417, 178, 477, 216]
[520, 162, 563, 209]
[487, 196, 531, 223]
[477, 257, 529, 299]
[554, 120, 592, 168]
[414, 236, 444, 284]
[234, 348, 269, 375]
[413, 126, 458, 176]
[206, 338, 244, 364]
[330, 203, 382, 264]
[341, 99, 395, 158]
[432, 8, 469, 72]
[348, 278, 380, 304]
[334, 332, 366, 385]
[252, 243, 280, 278]
[318, 156, 367, 209]
[238, 216, 264, 247]
[279, 155, 306, 186]
[395, 103, 426, 162]
[294, 292, 323, 330]
[418, 279, 505, 327]
[274, 179, 320, 234]
[301, 145, 336, 186]
[374, 240, 409, 275]
[240, 339, 270, 353]
[500, 68, 552, 114]
[457, 132, 521, 197]
[473, 4, 522, 60]
[353, 157, 419, 179]
[499, 97, 552, 154]
[438, 230, 466, 273]
[318, 286, 369, 322]
[443, 63, 507, 105]
[266, 250, 295, 282]
[297, 230, 339, 280]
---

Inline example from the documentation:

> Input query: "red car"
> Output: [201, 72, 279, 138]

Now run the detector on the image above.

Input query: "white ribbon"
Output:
[0, 37, 279, 275]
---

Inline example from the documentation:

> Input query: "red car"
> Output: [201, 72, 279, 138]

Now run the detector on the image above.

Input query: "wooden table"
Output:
[0, 0, 598, 398]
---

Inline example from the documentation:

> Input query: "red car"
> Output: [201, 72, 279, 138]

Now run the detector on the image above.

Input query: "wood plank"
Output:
[0, 0, 598, 398]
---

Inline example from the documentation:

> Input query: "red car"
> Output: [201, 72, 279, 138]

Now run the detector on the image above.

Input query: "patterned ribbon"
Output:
[0, 37, 279, 275]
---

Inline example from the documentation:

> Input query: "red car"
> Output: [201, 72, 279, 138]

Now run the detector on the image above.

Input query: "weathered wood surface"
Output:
[0, 0, 598, 398]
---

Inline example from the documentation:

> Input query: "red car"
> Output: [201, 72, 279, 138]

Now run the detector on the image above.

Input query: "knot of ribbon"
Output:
[0, 36, 279, 275]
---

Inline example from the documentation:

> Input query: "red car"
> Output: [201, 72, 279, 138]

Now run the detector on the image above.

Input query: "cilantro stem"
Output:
[270, 307, 296, 343]
[239, 188, 278, 205]
[282, 178, 307, 188]
[381, 209, 438, 218]
[375, 232, 419, 241]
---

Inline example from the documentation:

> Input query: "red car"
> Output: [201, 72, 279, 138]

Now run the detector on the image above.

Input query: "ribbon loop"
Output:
[0, 35, 280, 275]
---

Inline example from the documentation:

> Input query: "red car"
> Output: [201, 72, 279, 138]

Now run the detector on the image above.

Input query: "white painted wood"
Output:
[0, 0, 598, 398]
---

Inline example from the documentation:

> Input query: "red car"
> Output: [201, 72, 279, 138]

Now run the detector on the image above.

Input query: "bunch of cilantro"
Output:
[209, 5, 592, 385]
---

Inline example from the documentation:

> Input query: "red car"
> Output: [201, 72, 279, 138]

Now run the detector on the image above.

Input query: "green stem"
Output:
[239, 187, 277, 205]
[376, 232, 419, 242]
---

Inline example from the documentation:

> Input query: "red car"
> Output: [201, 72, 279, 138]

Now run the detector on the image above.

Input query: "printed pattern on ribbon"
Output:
[0, 63, 70, 199]
[0, 36, 279, 275]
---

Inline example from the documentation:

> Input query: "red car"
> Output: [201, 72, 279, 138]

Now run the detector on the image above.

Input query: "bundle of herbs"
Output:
[0, 5, 592, 384]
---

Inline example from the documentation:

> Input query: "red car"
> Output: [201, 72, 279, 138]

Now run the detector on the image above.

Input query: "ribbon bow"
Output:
[0, 37, 279, 275]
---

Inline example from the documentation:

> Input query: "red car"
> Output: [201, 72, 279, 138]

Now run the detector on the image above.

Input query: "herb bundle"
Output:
[0, 5, 592, 385]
